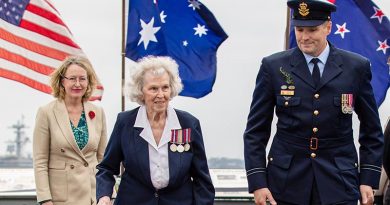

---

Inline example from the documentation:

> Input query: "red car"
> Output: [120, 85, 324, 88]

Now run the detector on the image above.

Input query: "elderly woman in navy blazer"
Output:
[96, 56, 215, 205]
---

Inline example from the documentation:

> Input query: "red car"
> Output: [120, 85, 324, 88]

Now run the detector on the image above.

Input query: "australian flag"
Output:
[126, 0, 228, 98]
[288, 0, 390, 106]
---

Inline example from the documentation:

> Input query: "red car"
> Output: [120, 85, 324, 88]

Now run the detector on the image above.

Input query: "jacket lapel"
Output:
[81, 102, 97, 155]
[168, 111, 184, 186]
[53, 100, 86, 161]
[317, 46, 343, 90]
[133, 127, 154, 188]
[290, 48, 316, 89]
[167, 142, 181, 186]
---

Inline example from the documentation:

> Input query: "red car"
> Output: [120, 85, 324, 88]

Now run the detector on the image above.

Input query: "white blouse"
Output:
[133, 105, 181, 189]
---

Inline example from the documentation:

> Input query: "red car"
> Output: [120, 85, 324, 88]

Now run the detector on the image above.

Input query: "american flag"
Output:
[0, 0, 103, 100]
[288, 0, 390, 106]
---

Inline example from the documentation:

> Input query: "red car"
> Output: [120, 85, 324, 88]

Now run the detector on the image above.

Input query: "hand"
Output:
[97, 196, 111, 205]
[360, 185, 374, 205]
[42, 201, 53, 205]
[253, 188, 277, 205]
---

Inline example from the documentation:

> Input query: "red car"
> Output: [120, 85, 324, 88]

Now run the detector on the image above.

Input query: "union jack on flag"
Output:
[289, 0, 390, 106]
[0, 0, 103, 100]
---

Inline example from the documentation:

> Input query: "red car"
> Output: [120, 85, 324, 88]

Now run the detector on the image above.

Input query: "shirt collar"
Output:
[303, 43, 330, 65]
[134, 105, 181, 149]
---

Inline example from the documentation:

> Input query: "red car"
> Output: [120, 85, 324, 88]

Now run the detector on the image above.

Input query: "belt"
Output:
[275, 130, 353, 150]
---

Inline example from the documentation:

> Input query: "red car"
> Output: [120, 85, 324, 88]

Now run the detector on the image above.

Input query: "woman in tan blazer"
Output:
[33, 56, 107, 205]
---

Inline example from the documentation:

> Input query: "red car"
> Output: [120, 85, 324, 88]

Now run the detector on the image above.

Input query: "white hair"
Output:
[127, 56, 183, 105]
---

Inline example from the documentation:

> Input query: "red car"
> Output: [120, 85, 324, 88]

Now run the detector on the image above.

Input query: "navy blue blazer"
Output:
[244, 44, 383, 205]
[96, 107, 214, 205]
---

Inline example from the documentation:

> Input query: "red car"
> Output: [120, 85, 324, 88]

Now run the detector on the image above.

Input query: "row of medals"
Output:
[170, 143, 190, 153]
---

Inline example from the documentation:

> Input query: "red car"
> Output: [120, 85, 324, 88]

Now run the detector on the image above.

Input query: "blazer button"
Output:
[310, 153, 317, 158]
[313, 110, 319, 115]
[154, 192, 159, 198]
[70, 164, 75, 169]
[314, 94, 320, 99]
[60, 148, 65, 153]
[313, 127, 318, 133]
[84, 162, 89, 167]
[284, 101, 289, 106]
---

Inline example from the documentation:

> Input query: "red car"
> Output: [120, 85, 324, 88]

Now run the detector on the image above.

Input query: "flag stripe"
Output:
[27, 2, 67, 28]
[1, 38, 62, 68]
[20, 19, 80, 49]
[1, 19, 83, 55]
[23, 10, 76, 43]
[0, 58, 50, 85]
[22, 11, 76, 44]
[0, 68, 51, 94]
[43, 0, 60, 14]
[0, 28, 70, 61]
[0, 48, 55, 75]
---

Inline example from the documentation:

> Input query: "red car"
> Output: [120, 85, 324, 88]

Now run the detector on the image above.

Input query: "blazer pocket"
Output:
[267, 154, 293, 194]
[334, 157, 359, 194]
[48, 161, 68, 202]
[276, 96, 301, 128]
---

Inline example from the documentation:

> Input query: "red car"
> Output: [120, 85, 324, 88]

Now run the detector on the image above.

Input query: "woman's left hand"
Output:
[97, 196, 111, 205]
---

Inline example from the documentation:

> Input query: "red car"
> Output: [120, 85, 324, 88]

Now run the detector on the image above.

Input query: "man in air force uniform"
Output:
[243, 0, 384, 204]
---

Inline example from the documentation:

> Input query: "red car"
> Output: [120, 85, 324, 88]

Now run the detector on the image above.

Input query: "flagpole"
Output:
[285, 7, 291, 50]
[121, 0, 126, 112]
[120, 0, 126, 178]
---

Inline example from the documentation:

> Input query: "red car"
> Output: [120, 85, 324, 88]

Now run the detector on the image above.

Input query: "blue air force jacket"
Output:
[244, 45, 383, 205]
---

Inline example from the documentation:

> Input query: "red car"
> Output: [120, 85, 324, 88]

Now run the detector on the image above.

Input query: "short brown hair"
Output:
[50, 56, 98, 101]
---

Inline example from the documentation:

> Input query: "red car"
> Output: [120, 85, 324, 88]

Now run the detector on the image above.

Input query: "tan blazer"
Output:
[33, 100, 107, 205]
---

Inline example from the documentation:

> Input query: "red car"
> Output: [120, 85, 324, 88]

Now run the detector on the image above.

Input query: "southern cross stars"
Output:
[160, 11, 167, 23]
[334, 22, 350, 39]
[188, 0, 201, 10]
[138, 17, 161, 49]
[194, 24, 208, 37]
[377, 39, 389, 55]
[371, 6, 386, 24]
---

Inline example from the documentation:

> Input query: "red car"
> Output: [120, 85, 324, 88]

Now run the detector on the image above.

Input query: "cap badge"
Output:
[299, 2, 309, 17]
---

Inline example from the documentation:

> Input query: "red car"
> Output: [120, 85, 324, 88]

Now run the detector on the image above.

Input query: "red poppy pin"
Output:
[88, 111, 95, 120]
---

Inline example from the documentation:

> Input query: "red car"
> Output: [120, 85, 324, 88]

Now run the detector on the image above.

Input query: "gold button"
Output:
[355, 163, 358, 167]
[84, 162, 89, 167]
[310, 153, 316, 158]
[269, 157, 273, 161]
[313, 127, 318, 133]
[314, 94, 320, 99]
[314, 110, 319, 115]
[284, 101, 289, 106]
[60, 148, 65, 153]
[70, 164, 75, 169]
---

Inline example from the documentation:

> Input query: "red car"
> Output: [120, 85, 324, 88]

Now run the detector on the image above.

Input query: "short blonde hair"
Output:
[128, 56, 183, 105]
[50, 56, 98, 101]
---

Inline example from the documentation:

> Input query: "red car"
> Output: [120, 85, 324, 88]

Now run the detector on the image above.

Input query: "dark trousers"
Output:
[276, 180, 357, 205]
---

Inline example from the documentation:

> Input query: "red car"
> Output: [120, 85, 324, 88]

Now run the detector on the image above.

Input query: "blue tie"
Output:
[311, 58, 320, 88]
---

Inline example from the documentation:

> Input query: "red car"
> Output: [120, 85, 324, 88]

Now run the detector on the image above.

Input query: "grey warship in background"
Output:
[0, 117, 32, 168]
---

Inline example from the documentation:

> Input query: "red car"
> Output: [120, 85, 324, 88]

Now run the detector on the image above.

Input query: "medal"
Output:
[341, 94, 353, 114]
[171, 128, 192, 152]
[281, 85, 288, 89]
[177, 144, 184, 153]
[170, 143, 177, 152]
[280, 90, 294, 96]
[184, 143, 190, 151]
[288, 85, 295, 90]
